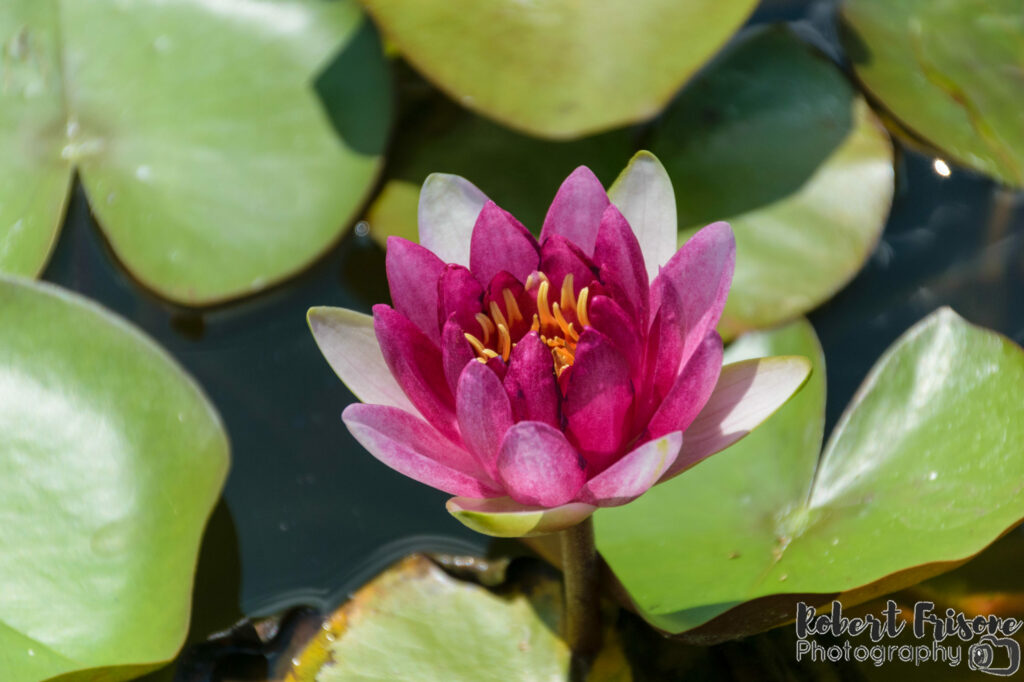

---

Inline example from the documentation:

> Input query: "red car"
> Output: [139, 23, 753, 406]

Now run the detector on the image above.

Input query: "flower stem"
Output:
[559, 516, 602, 670]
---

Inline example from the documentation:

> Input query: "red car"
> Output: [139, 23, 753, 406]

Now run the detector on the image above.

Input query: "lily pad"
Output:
[356, 0, 757, 139]
[0, 0, 390, 304]
[842, 0, 1024, 188]
[0, 276, 229, 681]
[363, 100, 635, 244]
[596, 309, 1024, 641]
[281, 554, 630, 681]
[650, 27, 894, 339]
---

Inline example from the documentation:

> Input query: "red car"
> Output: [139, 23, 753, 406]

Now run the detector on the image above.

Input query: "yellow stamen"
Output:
[552, 347, 574, 377]
[481, 348, 499, 359]
[576, 286, 591, 328]
[464, 333, 487, 356]
[537, 280, 556, 329]
[566, 322, 579, 342]
[497, 323, 512, 361]
[560, 274, 575, 312]
[502, 289, 522, 325]
[488, 302, 508, 333]
[552, 302, 573, 338]
[530, 314, 540, 333]
[475, 313, 495, 345]
[525, 273, 537, 291]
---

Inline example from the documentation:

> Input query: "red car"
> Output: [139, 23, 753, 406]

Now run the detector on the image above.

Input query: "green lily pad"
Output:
[0, 0, 390, 304]
[0, 276, 229, 681]
[651, 27, 894, 340]
[281, 554, 630, 681]
[596, 309, 1024, 641]
[356, 0, 757, 139]
[842, 0, 1024, 188]
[363, 101, 635, 243]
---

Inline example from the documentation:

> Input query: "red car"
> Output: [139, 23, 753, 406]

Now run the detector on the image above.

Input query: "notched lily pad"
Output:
[597, 310, 1024, 642]
[651, 26, 894, 339]
[0, 276, 229, 681]
[281, 554, 630, 681]
[842, 0, 1024, 188]
[0, 0, 391, 304]
[356, 0, 758, 139]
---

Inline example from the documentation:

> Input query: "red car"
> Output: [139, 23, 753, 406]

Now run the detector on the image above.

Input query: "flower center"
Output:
[463, 273, 591, 377]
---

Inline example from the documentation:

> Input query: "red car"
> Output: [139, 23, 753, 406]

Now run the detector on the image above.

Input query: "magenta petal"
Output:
[483, 271, 526, 312]
[643, 286, 685, 410]
[593, 204, 649, 323]
[503, 331, 560, 428]
[343, 404, 499, 497]
[373, 305, 459, 442]
[437, 264, 484, 332]
[587, 295, 642, 379]
[497, 422, 587, 507]
[441, 315, 475, 396]
[385, 237, 446, 344]
[564, 329, 635, 472]
[470, 201, 540, 285]
[457, 361, 514, 479]
[538, 235, 599, 293]
[540, 166, 610, 257]
[579, 431, 682, 507]
[651, 221, 735, 365]
[646, 332, 723, 439]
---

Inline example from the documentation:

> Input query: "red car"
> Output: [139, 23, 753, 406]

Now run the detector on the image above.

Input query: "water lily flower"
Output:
[310, 151, 811, 537]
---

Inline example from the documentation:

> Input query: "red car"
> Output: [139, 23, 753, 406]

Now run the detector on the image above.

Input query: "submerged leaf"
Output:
[282, 554, 630, 681]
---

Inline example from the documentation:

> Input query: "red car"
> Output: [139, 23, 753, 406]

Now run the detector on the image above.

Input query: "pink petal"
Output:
[658, 355, 812, 482]
[538, 235, 600, 294]
[343, 404, 499, 497]
[646, 332, 723, 439]
[483, 271, 527, 318]
[457, 360, 514, 480]
[386, 237, 446, 344]
[497, 422, 588, 507]
[308, 307, 416, 414]
[437, 264, 484, 332]
[418, 173, 489, 267]
[641, 286, 685, 418]
[441, 315, 475, 396]
[580, 431, 682, 507]
[373, 305, 459, 442]
[564, 329, 635, 472]
[540, 166, 609, 257]
[593, 204, 649, 323]
[470, 201, 540, 285]
[587, 295, 642, 380]
[503, 332, 560, 428]
[446, 496, 596, 537]
[607, 151, 678, 281]
[650, 221, 735, 366]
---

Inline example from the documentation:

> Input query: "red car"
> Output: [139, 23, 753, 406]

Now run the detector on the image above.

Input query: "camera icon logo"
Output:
[968, 634, 1021, 676]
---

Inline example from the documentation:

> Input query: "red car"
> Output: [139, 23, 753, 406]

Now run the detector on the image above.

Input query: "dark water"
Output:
[38, 1, 1024, 675]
